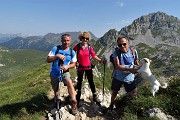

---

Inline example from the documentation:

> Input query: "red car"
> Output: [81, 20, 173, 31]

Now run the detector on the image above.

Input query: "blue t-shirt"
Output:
[48, 45, 77, 78]
[112, 48, 138, 83]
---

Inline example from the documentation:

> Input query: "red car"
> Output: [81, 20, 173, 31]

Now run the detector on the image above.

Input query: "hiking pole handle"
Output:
[58, 59, 64, 66]
[103, 55, 107, 60]
[57, 54, 64, 82]
[103, 55, 107, 63]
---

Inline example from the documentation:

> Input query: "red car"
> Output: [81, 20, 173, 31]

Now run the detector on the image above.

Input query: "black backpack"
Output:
[110, 47, 136, 68]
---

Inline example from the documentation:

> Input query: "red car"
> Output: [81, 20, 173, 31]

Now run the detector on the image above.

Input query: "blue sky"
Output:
[0, 0, 180, 38]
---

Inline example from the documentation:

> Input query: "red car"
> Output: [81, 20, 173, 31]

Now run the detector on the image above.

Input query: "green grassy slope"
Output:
[0, 49, 48, 82]
[0, 64, 51, 120]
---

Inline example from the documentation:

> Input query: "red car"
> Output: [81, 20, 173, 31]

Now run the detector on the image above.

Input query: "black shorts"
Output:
[111, 78, 137, 93]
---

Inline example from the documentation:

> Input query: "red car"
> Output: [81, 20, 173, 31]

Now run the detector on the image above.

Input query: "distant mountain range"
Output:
[0, 33, 30, 43]
[0, 11, 180, 51]
[0, 32, 98, 51]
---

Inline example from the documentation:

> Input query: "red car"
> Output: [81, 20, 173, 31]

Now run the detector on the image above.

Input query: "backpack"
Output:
[110, 47, 136, 68]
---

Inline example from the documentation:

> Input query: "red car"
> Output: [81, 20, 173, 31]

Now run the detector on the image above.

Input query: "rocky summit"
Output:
[47, 80, 176, 120]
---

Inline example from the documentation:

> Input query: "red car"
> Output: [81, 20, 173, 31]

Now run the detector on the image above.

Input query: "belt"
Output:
[78, 64, 91, 68]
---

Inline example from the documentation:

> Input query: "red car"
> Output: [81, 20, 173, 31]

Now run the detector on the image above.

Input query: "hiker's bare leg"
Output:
[110, 90, 118, 105]
[66, 80, 76, 100]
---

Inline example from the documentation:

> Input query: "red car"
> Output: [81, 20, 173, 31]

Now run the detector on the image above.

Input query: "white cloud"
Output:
[121, 19, 130, 23]
[114, 1, 124, 7]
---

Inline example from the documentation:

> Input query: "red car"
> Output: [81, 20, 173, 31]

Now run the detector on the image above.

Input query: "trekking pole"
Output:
[56, 59, 64, 120]
[102, 55, 107, 101]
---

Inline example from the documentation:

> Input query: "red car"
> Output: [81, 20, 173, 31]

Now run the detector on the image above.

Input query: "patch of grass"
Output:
[113, 77, 180, 119]
[0, 49, 47, 82]
[0, 64, 51, 120]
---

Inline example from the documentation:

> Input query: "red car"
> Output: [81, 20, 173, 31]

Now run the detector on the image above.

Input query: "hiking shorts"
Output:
[111, 78, 137, 93]
[50, 72, 71, 92]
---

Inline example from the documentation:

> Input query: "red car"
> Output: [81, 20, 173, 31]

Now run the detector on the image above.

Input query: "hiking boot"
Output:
[49, 101, 56, 109]
[108, 104, 114, 111]
[77, 100, 83, 108]
[70, 100, 78, 115]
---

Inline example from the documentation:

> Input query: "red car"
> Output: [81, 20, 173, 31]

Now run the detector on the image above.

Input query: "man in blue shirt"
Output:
[47, 34, 77, 115]
[109, 37, 139, 110]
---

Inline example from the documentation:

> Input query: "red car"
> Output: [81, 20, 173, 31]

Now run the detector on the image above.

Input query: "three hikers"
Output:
[47, 34, 139, 115]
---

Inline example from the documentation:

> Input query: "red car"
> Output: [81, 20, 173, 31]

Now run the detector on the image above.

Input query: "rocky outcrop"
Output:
[120, 12, 180, 47]
[47, 79, 177, 120]
[47, 82, 112, 120]
[99, 29, 119, 47]
[99, 12, 180, 49]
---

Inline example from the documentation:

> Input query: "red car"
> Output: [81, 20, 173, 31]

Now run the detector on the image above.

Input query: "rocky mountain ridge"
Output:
[99, 12, 180, 48]
[124, 12, 180, 47]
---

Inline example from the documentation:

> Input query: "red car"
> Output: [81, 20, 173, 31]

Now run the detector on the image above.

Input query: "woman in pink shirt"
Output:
[73, 32, 105, 107]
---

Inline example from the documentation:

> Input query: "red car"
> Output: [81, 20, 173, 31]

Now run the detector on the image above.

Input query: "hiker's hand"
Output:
[99, 59, 107, 64]
[133, 65, 139, 70]
[56, 54, 66, 61]
[76, 62, 79, 67]
[60, 65, 68, 71]
[128, 68, 138, 74]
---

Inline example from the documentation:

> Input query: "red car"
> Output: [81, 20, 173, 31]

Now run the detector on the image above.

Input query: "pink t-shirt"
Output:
[73, 44, 96, 70]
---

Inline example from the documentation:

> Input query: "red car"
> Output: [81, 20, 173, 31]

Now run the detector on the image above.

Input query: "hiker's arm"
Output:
[68, 62, 76, 68]
[92, 56, 102, 62]
[92, 55, 106, 63]
[61, 62, 76, 71]
[61, 51, 77, 71]
[114, 57, 137, 74]
[47, 56, 57, 63]
[47, 54, 65, 63]
[90, 46, 102, 62]
[134, 60, 140, 66]
[134, 49, 140, 66]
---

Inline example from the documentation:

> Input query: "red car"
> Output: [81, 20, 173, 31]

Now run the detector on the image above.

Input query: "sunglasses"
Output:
[81, 36, 89, 40]
[118, 43, 127, 47]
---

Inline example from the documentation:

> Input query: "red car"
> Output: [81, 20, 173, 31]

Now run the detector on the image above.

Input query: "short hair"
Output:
[117, 36, 128, 43]
[78, 32, 91, 41]
[61, 33, 71, 40]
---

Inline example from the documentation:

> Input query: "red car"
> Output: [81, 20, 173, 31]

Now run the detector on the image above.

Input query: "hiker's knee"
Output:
[112, 90, 118, 96]
[66, 80, 71, 85]
[66, 80, 74, 89]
